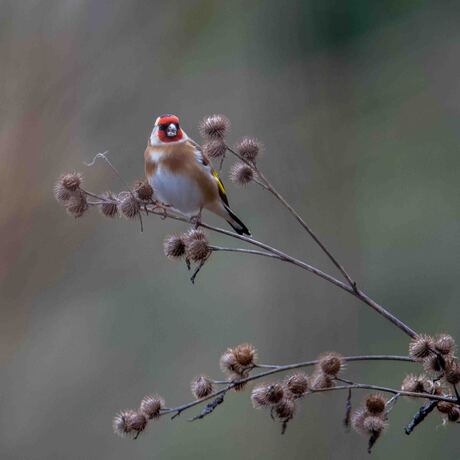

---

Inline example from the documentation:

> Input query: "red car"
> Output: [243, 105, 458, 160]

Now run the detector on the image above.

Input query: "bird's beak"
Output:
[166, 123, 178, 137]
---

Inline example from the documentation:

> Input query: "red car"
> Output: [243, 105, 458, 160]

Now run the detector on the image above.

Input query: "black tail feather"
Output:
[224, 204, 251, 236]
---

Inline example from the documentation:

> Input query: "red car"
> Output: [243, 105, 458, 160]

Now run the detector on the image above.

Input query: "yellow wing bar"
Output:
[212, 170, 229, 206]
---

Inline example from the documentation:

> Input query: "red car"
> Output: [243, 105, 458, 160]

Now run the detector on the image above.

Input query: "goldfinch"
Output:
[144, 114, 250, 235]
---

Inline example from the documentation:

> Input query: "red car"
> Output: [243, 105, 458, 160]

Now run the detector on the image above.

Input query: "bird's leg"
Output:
[190, 207, 203, 229]
[153, 201, 172, 219]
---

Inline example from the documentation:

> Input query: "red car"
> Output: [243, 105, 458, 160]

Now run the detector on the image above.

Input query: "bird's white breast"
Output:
[150, 166, 203, 216]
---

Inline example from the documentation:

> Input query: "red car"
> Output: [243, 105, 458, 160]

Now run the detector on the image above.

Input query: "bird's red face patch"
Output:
[155, 114, 183, 142]
[156, 115, 180, 126]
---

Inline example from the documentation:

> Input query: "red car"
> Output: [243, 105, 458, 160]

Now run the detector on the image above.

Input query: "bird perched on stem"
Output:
[144, 114, 250, 235]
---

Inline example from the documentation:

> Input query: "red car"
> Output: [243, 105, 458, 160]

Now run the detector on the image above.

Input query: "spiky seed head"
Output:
[444, 359, 460, 385]
[236, 137, 261, 162]
[437, 400, 455, 414]
[318, 352, 343, 377]
[129, 412, 147, 433]
[59, 172, 82, 191]
[186, 239, 210, 262]
[229, 162, 254, 186]
[220, 343, 256, 376]
[99, 193, 118, 218]
[184, 228, 207, 242]
[423, 354, 446, 374]
[233, 343, 257, 367]
[134, 180, 154, 201]
[401, 373, 432, 394]
[119, 193, 140, 219]
[409, 334, 434, 360]
[113, 409, 135, 438]
[54, 182, 73, 202]
[199, 114, 230, 140]
[203, 140, 227, 159]
[251, 383, 284, 407]
[220, 350, 239, 375]
[191, 376, 213, 399]
[285, 373, 309, 397]
[163, 234, 186, 260]
[266, 383, 284, 404]
[310, 371, 334, 390]
[113, 410, 146, 438]
[65, 192, 88, 218]
[447, 407, 460, 422]
[365, 394, 386, 415]
[251, 384, 271, 407]
[139, 395, 164, 419]
[363, 415, 387, 434]
[351, 408, 368, 436]
[184, 230, 210, 262]
[434, 334, 456, 356]
[275, 397, 296, 420]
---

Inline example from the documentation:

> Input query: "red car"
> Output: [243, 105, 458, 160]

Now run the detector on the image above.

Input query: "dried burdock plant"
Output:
[113, 410, 147, 439]
[55, 115, 459, 453]
[203, 139, 227, 159]
[191, 376, 214, 400]
[236, 137, 261, 161]
[284, 373, 309, 398]
[229, 161, 254, 186]
[119, 192, 141, 219]
[65, 191, 88, 218]
[99, 192, 118, 218]
[139, 395, 164, 420]
[163, 234, 186, 260]
[199, 114, 230, 140]
[401, 373, 433, 395]
[251, 383, 284, 407]
[134, 180, 154, 202]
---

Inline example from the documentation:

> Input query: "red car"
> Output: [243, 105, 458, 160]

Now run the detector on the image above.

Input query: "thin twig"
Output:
[223, 147, 420, 337]
[368, 431, 380, 454]
[158, 355, 456, 420]
[85, 151, 130, 189]
[84, 153, 145, 232]
[344, 388, 352, 430]
[82, 194, 417, 338]
[385, 393, 400, 417]
[226, 145, 357, 289]
[453, 385, 460, 404]
[196, 219, 417, 338]
[313, 385, 454, 403]
[209, 246, 282, 260]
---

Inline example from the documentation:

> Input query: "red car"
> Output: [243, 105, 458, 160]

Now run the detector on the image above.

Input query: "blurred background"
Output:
[1, 1, 459, 458]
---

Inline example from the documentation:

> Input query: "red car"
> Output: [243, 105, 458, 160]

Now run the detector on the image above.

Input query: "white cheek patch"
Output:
[150, 128, 158, 146]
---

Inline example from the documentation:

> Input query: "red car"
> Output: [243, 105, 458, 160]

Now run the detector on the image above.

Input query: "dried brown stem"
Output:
[222, 146, 418, 338]
[199, 220, 416, 338]
[226, 146, 356, 289]
[158, 354, 451, 420]
[84, 191, 417, 338]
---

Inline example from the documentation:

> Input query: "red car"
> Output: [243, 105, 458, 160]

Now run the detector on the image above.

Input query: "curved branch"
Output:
[84, 193, 418, 338]
[159, 354, 452, 419]
[226, 146, 356, 289]
[198, 220, 417, 338]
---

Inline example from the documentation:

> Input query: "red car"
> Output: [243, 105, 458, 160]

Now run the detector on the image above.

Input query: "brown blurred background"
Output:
[1, 1, 460, 459]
